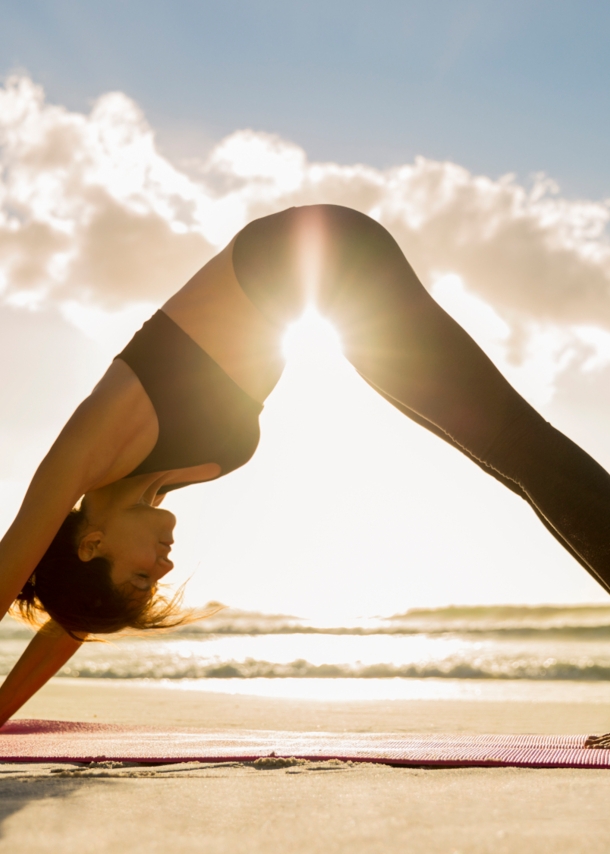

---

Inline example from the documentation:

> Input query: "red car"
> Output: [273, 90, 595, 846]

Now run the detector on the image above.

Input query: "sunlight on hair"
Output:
[282, 307, 343, 365]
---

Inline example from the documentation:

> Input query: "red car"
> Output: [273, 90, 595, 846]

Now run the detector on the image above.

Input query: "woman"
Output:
[2, 204, 610, 735]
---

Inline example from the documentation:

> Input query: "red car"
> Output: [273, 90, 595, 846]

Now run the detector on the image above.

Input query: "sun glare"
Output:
[282, 308, 343, 364]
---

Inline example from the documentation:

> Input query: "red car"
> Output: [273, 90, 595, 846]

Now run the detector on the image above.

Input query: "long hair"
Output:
[10, 508, 191, 639]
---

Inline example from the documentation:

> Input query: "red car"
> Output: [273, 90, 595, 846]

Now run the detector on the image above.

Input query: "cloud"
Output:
[1, 74, 610, 357]
[0, 76, 215, 307]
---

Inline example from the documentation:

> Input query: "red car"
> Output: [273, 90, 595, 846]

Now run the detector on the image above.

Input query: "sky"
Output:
[2, 1, 610, 619]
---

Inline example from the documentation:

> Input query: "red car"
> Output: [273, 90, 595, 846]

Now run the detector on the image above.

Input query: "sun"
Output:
[282, 307, 343, 366]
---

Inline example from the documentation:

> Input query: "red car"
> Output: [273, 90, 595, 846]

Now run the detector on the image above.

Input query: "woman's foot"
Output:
[584, 733, 610, 748]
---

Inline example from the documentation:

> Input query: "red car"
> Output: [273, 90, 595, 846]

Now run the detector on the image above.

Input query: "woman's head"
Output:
[12, 504, 184, 638]
[77, 502, 176, 594]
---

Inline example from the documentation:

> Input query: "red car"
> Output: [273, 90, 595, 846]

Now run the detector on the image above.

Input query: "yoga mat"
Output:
[1, 721, 610, 768]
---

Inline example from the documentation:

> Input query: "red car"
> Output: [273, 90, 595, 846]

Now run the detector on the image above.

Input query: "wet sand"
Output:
[2, 678, 610, 853]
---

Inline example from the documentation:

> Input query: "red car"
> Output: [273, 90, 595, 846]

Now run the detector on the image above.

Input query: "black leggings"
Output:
[233, 204, 610, 593]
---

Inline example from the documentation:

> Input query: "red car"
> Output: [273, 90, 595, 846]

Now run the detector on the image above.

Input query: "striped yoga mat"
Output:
[1, 720, 609, 768]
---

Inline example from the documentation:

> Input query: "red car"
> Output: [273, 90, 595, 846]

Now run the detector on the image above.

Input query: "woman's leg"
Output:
[233, 205, 610, 592]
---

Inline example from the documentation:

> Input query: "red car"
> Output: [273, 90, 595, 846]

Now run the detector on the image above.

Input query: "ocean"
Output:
[4, 604, 610, 702]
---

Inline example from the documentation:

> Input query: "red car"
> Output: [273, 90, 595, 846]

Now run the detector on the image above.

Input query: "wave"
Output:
[388, 604, 610, 622]
[173, 624, 610, 640]
[6, 604, 610, 641]
[55, 656, 610, 681]
[5, 603, 610, 683]
[166, 604, 610, 640]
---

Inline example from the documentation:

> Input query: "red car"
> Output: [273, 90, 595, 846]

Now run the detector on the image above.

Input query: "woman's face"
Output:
[92, 504, 177, 593]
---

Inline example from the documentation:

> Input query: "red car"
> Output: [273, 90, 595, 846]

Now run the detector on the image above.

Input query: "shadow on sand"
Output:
[0, 770, 113, 836]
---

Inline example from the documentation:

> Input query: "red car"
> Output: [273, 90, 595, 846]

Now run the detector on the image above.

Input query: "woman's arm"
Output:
[0, 360, 157, 621]
[0, 448, 91, 621]
[0, 620, 85, 726]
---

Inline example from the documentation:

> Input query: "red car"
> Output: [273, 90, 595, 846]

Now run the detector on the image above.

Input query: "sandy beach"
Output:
[0, 679, 610, 853]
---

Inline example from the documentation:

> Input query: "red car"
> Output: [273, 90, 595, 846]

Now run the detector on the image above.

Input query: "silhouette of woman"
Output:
[1, 205, 610, 738]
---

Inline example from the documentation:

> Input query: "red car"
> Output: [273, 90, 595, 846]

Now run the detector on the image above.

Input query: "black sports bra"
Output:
[115, 310, 263, 493]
